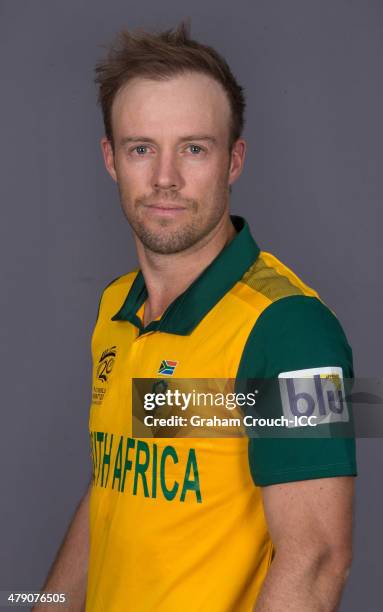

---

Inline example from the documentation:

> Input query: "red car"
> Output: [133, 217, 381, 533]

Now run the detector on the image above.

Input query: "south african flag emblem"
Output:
[158, 360, 178, 376]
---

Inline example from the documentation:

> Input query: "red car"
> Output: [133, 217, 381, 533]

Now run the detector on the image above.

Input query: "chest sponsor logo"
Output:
[92, 346, 117, 405]
[158, 359, 178, 376]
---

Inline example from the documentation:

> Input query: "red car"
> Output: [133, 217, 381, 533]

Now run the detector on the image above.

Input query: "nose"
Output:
[151, 150, 182, 191]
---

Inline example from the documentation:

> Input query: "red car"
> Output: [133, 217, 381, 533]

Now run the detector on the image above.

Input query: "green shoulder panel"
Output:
[235, 295, 357, 486]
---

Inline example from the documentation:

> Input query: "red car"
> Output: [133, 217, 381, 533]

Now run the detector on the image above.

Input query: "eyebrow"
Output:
[120, 135, 217, 146]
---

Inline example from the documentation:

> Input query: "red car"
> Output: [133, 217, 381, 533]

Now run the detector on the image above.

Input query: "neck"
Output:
[135, 214, 236, 326]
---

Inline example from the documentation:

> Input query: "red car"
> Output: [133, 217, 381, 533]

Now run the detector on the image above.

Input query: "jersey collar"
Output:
[111, 215, 260, 335]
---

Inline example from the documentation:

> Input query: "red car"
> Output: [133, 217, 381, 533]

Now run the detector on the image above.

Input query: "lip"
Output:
[145, 203, 187, 210]
[144, 203, 187, 215]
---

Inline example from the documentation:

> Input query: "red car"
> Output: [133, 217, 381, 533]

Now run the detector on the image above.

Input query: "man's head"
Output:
[95, 21, 247, 254]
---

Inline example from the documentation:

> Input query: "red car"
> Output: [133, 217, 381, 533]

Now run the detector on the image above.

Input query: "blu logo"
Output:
[278, 367, 349, 427]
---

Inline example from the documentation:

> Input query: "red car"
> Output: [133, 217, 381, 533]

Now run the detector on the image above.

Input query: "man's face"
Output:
[102, 72, 245, 254]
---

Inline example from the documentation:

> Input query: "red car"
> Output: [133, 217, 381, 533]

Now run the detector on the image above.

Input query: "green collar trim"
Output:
[111, 215, 260, 335]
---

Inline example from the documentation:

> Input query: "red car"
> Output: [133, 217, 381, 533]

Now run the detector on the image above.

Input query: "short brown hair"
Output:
[94, 20, 246, 151]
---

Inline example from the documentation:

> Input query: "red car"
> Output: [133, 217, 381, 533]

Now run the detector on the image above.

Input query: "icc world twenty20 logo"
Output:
[97, 346, 117, 383]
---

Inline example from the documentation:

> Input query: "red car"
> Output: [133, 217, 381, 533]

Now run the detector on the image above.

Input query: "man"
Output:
[37, 22, 357, 611]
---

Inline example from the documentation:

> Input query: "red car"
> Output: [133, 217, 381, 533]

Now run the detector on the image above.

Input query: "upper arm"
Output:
[236, 295, 358, 486]
[261, 476, 355, 560]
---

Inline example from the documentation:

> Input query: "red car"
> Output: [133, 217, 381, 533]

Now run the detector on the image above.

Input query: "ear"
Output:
[228, 139, 246, 186]
[101, 137, 117, 182]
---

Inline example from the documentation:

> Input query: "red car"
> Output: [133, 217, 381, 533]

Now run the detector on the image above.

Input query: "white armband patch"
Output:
[278, 366, 349, 427]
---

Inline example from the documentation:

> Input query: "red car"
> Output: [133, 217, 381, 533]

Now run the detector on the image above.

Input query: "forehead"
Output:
[111, 72, 231, 142]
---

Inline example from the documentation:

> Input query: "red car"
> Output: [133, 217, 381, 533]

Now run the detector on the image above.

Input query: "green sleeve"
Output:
[236, 295, 357, 486]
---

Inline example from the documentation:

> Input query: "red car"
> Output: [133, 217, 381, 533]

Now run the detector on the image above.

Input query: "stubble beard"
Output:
[117, 182, 230, 255]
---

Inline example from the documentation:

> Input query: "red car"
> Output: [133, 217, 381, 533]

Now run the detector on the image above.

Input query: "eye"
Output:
[132, 145, 149, 155]
[187, 144, 204, 154]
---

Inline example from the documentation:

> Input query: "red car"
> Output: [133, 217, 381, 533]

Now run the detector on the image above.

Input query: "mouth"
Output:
[143, 203, 187, 216]
[145, 202, 187, 210]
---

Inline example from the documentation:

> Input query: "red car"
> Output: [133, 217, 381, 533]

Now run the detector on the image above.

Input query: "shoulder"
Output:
[236, 249, 320, 308]
[101, 270, 138, 298]
[95, 270, 138, 324]
[236, 251, 353, 378]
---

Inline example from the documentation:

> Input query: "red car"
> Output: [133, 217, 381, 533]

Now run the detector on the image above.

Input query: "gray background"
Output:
[0, 0, 382, 609]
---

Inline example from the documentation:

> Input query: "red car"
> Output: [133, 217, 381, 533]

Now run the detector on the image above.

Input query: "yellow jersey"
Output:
[86, 216, 356, 611]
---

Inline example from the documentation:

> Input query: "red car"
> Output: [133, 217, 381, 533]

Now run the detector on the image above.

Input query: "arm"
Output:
[32, 482, 91, 612]
[254, 476, 355, 612]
